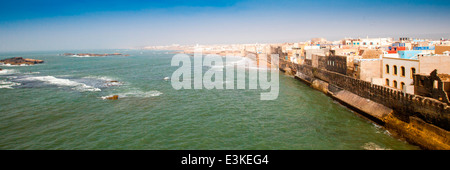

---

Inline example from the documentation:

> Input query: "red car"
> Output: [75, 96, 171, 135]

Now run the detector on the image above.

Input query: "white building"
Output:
[382, 57, 419, 94]
[383, 51, 399, 58]
[359, 37, 393, 49]
[383, 54, 450, 94]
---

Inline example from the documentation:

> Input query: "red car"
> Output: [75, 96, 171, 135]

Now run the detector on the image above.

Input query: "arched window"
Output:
[386, 64, 390, 74]
[393, 65, 398, 75]
[401, 82, 405, 90]
[393, 80, 398, 88]
[411, 67, 416, 79]
[401, 66, 405, 77]
[386, 79, 390, 86]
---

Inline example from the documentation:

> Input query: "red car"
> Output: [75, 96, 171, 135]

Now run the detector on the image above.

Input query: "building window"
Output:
[393, 80, 398, 88]
[434, 80, 438, 89]
[386, 79, 390, 86]
[386, 64, 390, 74]
[411, 67, 416, 79]
[401, 82, 405, 90]
[401, 66, 405, 77]
[370, 42, 374, 45]
[393, 65, 398, 75]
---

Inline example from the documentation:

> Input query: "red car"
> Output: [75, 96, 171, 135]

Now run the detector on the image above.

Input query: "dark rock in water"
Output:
[0, 57, 44, 65]
[106, 95, 119, 100]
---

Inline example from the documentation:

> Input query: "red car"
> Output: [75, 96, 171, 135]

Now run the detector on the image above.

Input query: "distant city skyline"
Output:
[1, 0, 450, 51]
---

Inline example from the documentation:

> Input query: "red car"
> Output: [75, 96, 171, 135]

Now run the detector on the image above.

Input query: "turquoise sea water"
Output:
[0, 50, 419, 150]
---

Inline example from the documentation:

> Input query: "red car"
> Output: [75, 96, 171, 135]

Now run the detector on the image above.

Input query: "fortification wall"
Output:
[282, 62, 450, 131]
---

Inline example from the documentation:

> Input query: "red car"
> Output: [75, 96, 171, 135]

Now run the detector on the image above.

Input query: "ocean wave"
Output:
[23, 71, 40, 75]
[19, 76, 101, 92]
[101, 90, 162, 100]
[0, 69, 18, 75]
[0, 63, 31, 67]
[223, 57, 276, 70]
[209, 65, 225, 72]
[82, 76, 123, 87]
[69, 55, 104, 58]
[362, 142, 391, 150]
[0, 80, 21, 89]
[202, 57, 263, 71]
[83, 75, 115, 81]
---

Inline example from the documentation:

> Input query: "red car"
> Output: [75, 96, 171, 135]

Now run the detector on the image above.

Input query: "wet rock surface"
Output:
[105, 95, 119, 100]
[0, 57, 44, 65]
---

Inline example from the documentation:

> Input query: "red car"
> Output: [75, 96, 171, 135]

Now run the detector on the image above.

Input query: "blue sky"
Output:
[1, 0, 450, 51]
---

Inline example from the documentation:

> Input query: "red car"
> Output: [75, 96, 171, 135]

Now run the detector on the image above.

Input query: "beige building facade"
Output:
[382, 57, 419, 94]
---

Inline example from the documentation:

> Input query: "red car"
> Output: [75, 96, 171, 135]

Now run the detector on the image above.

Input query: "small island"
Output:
[0, 57, 44, 65]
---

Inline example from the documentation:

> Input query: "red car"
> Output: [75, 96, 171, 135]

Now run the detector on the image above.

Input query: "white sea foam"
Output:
[225, 57, 276, 71]
[202, 57, 271, 71]
[362, 142, 391, 150]
[83, 75, 123, 87]
[0, 80, 21, 89]
[83, 75, 115, 81]
[0, 69, 18, 75]
[20, 76, 101, 92]
[23, 71, 40, 75]
[101, 90, 162, 100]
[0, 63, 30, 67]
[70, 55, 104, 58]
[210, 65, 225, 71]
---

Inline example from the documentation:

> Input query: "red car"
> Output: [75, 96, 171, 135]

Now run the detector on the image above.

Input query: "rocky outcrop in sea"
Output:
[0, 57, 44, 65]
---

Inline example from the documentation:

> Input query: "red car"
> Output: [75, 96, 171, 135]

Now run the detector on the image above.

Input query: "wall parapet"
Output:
[286, 62, 450, 131]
